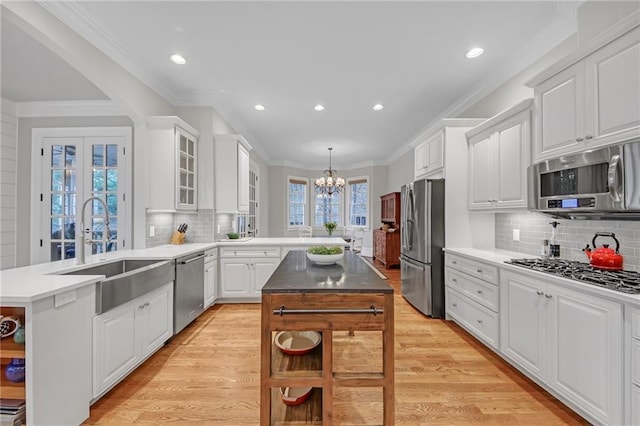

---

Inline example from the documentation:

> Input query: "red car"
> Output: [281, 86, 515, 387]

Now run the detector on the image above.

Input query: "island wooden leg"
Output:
[322, 330, 333, 424]
[260, 295, 272, 426]
[383, 293, 395, 425]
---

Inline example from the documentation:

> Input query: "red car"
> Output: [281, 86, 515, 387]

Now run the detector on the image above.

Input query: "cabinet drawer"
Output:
[446, 254, 498, 285]
[204, 248, 217, 264]
[220, 247, 280, 258]
[633, 307, 640, 339]
[446, 268, 498, 312]
[446, 287, 499, 349]
[633, 339, 640, 386]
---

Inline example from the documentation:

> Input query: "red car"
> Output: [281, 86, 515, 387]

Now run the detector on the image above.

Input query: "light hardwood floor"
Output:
[85, 257, 587, 425]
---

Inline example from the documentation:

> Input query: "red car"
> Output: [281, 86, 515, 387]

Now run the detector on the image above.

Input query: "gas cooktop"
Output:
[505, 258, 640, 295]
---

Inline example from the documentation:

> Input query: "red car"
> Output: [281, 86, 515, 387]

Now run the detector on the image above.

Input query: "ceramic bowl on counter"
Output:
[274, 331, 321, 356]
[306, 246, 344, 265]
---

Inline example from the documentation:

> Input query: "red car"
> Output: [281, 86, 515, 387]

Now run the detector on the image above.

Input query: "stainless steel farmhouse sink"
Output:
[58, 259, 175, 314]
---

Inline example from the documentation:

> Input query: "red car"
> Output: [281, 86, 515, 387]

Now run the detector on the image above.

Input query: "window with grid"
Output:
[347, 178, 368, 227]
[314, 193, 342, 227]
[287, 177, 307, 227]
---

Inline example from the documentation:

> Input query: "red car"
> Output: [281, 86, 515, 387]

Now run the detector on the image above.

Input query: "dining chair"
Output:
[298, 225, 313, 238]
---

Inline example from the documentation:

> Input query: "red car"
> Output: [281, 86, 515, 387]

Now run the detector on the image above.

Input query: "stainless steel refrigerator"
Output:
[400, 179, 445, 318]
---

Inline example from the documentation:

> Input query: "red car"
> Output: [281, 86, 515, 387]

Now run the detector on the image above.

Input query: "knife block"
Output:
[169, 231, 185, 245]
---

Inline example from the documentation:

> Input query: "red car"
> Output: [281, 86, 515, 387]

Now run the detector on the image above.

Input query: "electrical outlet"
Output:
[149, 225, 155, 237]
[513, 228, 520, 241]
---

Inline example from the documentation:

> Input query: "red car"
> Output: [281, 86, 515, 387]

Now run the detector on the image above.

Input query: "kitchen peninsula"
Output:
[260, 250, 395, 425]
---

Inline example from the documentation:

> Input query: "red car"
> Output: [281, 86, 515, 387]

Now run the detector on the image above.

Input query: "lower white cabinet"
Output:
[204, 249, 217, 308]
[219, 247, 280, 300]
[633, 385, 640, 426]
[500, 269, 623, 425]
[93, 282, 173, 399]
[630, 307, 640, 424]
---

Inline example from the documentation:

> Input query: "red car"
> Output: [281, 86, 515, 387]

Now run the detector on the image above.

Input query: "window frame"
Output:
[346, 175, 370, 229]
[286, 176, 308, 229]
[312, 191, 344, 229]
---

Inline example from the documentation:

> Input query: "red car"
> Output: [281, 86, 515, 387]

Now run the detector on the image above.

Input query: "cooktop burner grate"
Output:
[505, 258, 640, 294]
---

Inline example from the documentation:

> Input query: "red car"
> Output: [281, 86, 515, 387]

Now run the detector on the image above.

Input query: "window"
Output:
[314, 193, 342, 227]
[287, 177, 307, 227]
[347, 177, 369, 227]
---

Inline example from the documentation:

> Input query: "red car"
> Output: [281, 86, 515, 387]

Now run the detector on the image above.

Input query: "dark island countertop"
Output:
[262, 250, 393, 294]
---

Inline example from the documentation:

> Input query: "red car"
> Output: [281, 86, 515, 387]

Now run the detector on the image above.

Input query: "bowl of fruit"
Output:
[306, 246, 344, 265]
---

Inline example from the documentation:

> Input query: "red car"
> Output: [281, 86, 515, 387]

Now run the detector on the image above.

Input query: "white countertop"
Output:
[0, 238, 347, 304]
[444, 247, 640, 305]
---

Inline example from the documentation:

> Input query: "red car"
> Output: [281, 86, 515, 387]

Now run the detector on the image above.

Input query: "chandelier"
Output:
[315, 147, 345, 195]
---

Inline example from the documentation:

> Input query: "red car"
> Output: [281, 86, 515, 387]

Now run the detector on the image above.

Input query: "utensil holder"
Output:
[170, 231, 185, 245]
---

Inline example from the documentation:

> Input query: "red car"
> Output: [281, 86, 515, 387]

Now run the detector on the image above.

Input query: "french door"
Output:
[32, 128, 131, 264]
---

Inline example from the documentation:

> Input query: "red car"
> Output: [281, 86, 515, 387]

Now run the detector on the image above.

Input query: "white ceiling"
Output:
[2, 1, 576, 168]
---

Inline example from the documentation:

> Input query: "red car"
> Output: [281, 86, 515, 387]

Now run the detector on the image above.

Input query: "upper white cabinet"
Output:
[467, 99, 531, 211]
[146, 117, 199, 211]
[529, 24, 640, 161]
[413, 130, 444, 179]
[215, 134, 252, 213]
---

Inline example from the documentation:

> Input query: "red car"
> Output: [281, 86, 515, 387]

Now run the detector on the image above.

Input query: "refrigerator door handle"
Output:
[400, 255, 426, 270]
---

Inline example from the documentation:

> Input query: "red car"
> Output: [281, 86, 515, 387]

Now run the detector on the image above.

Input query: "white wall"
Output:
[386, 149, 413, 194]
[0, 98, 17, 270]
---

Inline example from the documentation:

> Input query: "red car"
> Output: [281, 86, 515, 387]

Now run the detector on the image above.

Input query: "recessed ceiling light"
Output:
[465, 47, 484, 59]
[170, 54, 186, 65]
[373, 104, 384, 111]
[254, 104, 266, 111]
[314, 104, 325, 111]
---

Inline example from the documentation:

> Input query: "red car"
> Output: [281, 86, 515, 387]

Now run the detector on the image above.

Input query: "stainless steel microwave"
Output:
[529, 141, 640, 219]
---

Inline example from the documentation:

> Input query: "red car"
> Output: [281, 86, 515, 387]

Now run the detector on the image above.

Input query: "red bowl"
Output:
[274, 331, 321, 356]
[280, 386, 312, 406]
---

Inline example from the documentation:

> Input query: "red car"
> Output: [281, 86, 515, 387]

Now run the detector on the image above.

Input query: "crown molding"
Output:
[267, 158, 388, 170]
[38, 1, 178, 104]
[1, 98, 17, 116]
[15, 100, 124, 118]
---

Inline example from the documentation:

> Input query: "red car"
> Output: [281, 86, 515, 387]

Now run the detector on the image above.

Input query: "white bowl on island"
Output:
[306, 246, 344, 265]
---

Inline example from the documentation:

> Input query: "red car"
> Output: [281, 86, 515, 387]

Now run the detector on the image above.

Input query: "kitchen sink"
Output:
[58, 259, 175, 314]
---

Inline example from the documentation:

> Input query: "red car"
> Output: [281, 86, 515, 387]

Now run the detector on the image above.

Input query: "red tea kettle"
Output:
[582, 232, 624, 271]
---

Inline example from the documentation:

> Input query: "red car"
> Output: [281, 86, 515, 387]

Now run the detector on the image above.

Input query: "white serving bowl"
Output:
[306, 251, 344, 265]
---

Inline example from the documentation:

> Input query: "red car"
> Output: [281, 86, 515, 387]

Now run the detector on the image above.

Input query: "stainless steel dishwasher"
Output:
[174, 252, 205, 334]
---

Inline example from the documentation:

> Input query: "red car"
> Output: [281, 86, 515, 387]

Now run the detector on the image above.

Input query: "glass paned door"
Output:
[248, 163, 258, 236]
[90, 142, 119, 254]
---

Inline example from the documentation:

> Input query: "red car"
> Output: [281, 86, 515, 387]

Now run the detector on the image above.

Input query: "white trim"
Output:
[466, 99, 534, 139]
[15, 100, 124, 118]
[1, 98, 17, 115]
[286, 175, 309, 230]
[213, 133, 252, 151]
[346, 175, 370, 229]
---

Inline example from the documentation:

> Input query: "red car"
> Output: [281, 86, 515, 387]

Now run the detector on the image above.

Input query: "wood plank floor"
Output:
[85, 257, 588, 425]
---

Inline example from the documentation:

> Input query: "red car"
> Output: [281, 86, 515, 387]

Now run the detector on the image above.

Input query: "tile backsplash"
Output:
[495, 212, 640, 272]
[146, 209, 214, 247]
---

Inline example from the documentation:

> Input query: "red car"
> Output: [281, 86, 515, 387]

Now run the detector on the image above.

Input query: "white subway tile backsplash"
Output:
[146, 209, 214, 247]
[495, 212, 640, 272]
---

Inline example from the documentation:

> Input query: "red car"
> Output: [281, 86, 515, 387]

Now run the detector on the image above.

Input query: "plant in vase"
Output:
[324, 221, 337, 236]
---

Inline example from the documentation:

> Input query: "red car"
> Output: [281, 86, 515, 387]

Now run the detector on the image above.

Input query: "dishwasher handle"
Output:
[180, 254, 205, 264]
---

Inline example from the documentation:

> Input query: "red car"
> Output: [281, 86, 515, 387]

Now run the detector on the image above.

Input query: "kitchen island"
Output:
[260, 250, 394, 425]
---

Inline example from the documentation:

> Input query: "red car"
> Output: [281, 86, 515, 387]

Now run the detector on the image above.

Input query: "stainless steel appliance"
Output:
[529, 140, 640, 219]
[174, 252, 205, 334]
[400, 179, 445, 317]
[506, 258, 640, 294]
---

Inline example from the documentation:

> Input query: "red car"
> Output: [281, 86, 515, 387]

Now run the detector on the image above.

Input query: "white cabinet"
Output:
[467, 99, 531, 211]
[413, 130, 444, 180]
[445, 254, 500, 350]
[204, 248, 217, 308]
[215, 134, 252, 213]
[500, 269, 623, 425]
[530, 26, 640, 161]
[219, 247, 280, 301]
[93, 282, 173, 399]
[146, 116, 199, 211]
[630, 307, 640, 425]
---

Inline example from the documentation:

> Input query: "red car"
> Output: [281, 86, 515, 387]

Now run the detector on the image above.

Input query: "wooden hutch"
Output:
[373, 192, 401, 269]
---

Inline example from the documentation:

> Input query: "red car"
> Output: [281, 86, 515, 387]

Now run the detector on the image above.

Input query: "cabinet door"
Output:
[237, 143, 250, 212]
[138, 284, 173, 358]
[534, 63, 585, 160]
[252, 258, 280, 297]
[176, 127, 197, 210]
[93, 303, 137, 397]
[204, 261, 216, 308]
[220, 259, 251, 298]
[468, 135, 494, 209]
[547, 285, 623, 425]
[495, 116, 528, 209]
[425, 131, 444, 175]
[633, 385, 640, 426]
[414, 141, 428, 179]
[499, 271, 547, 381]
[586, 27, 640, 146]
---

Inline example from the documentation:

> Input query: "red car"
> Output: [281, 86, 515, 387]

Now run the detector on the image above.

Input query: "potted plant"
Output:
[324, 221, 337, 236]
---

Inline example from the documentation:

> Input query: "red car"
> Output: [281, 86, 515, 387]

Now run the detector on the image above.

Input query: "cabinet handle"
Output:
[477, 319, 483, 324]
[452, 303, 458, 307]
[476, 289, 483, 294]
[138, 304, 145, 309]
[576, 137, 584, 142]
[585, 135, 593, 140]
[144, 302, 150, 307]
[452, 278, 457, 283]
[452, 260, 457, 265]
[476, 269, 483, 273]
[536, 290, 544, 296]
[545, 294, 553, 299]
[264, 251, 267, 255]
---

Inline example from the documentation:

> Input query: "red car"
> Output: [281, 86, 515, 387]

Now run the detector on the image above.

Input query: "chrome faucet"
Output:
[76, 196, 111, 265]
